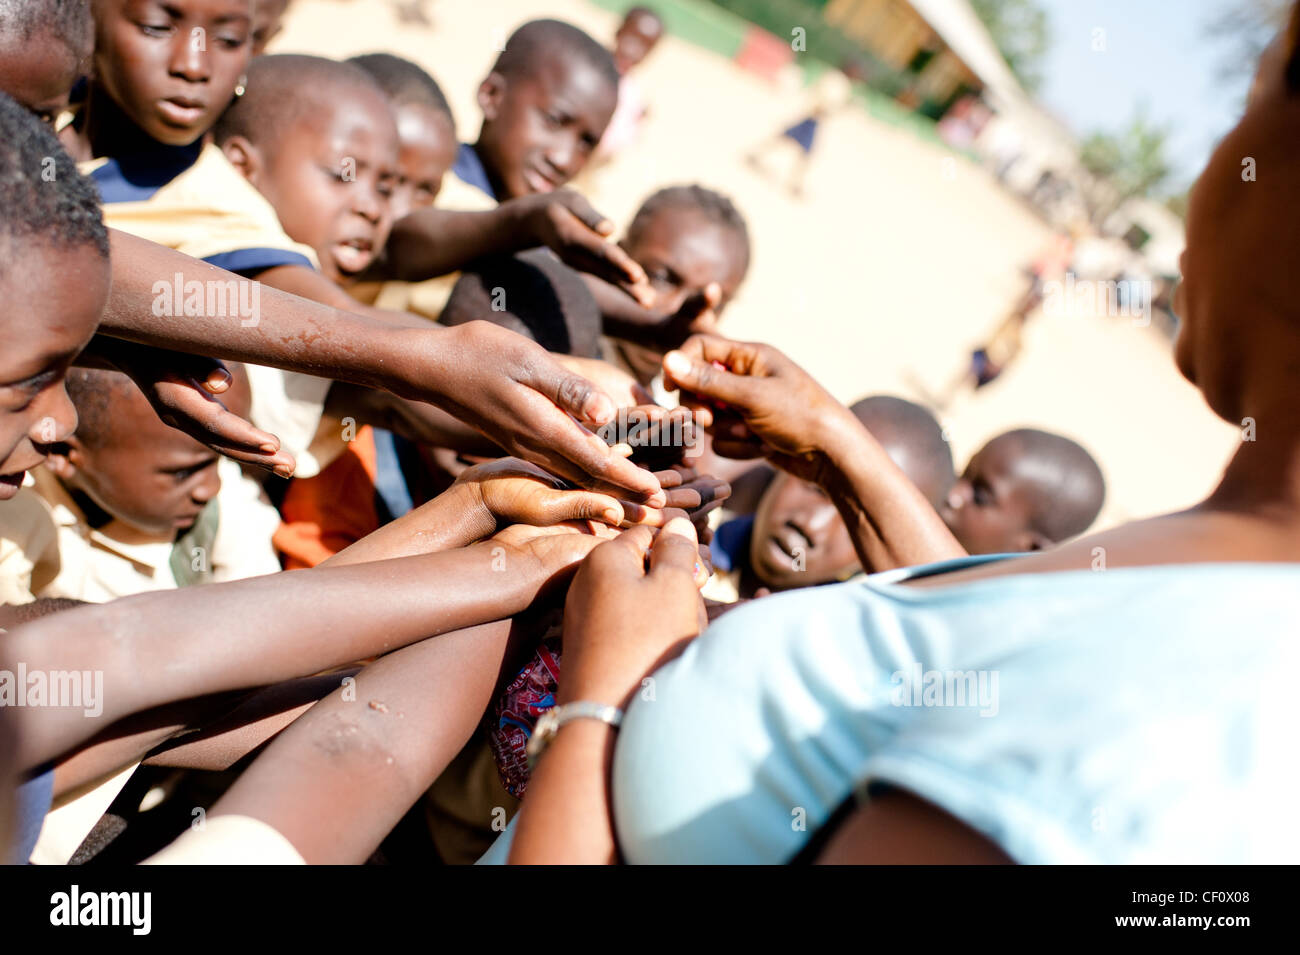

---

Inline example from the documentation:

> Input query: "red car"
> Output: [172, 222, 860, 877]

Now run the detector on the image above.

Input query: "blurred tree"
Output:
[1079, 107, 1174, 219]
[970, 0, 1050, 92]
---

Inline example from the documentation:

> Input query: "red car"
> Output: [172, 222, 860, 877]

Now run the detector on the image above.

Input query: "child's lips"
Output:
[0, 472, 25, 500]
[332, 237, 374, 273]
[523, 167, 557, 194]
[157, 98, 207, 127]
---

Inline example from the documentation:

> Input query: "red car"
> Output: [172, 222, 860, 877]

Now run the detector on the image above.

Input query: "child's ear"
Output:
[220, 135, 264, 185]
[478, 72, 507, 121]
[44, 442, 82, 483]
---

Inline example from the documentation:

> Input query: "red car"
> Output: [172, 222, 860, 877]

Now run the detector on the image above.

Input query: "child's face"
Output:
[242, 91, 400, 285]
[93, 0, 253, 146]
[0, 28, 90, 125]
[390, 103, 458, 220]
[477, 55, 616, 199]
[941, 436, 1044, 554]
[51, 384, 221, 536]
[749, 471, 858, 590]
[0, 242, 109, 502]
[617, 206, 748, 383]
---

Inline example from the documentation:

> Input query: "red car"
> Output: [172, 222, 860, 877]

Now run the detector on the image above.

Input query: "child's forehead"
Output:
[290, 88, 398, 150]
[114, 0, 254, 19]
[516, 53, 615, 110]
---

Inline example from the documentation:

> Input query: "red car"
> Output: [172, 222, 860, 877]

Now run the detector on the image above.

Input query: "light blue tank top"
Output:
[481, 557, 1300, 864]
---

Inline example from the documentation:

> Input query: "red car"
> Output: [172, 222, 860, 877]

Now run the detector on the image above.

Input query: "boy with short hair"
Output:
[0, 90, 110, 610]
[597, 184, 752, 390]
[444, 17, 620, 207]
[0, 366, 280, 603]
[941, 428, 1106, 554]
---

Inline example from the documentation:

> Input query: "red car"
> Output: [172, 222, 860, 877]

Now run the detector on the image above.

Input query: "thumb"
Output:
[536, 358, 616, 428]
[662, 350, 758, 407]
[649, 514, 702, 581]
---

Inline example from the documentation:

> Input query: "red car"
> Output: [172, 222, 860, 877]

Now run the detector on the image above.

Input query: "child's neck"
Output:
[1204, 410, 1300, 524]
[469, 140, 513, 203]
[75, 83, 199, 161]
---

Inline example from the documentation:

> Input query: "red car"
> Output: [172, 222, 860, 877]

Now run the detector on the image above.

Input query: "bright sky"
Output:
[1033, 0, 1264, 195]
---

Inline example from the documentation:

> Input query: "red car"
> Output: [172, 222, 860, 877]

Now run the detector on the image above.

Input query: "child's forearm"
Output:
[384, 204, 537, 280]
[818, 417, 966, 572]
[509, 720, 620, 864]
[4, 543, 549, 771]
[208, 620, 516, 863]
[582, 273, 670, 346]
[142, 671, 358, 771]
[99, 231, 430, 391]
[322, 483, 495, 567]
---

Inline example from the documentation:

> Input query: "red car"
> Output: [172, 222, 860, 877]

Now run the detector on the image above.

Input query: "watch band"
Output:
[526, 701, 624, 767]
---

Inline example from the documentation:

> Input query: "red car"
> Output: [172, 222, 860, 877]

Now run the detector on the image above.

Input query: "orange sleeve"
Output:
[273, 427, 381, 570]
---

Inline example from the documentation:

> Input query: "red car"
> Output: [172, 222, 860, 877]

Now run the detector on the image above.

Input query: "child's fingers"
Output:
[617, 500, 667, 527]
[652, 466, 695, 489]
[662, 350, 759, 408]
[541, 489, 626, 527]
[592, 524, 656, 575]
[648, 515, 701, 581]
[555, 189, 617, 237]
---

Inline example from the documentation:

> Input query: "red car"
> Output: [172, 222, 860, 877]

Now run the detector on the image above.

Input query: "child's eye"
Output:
[139, 22, 173, 38]
[972, 482, 994, 507]
[217, 33, 246, 49]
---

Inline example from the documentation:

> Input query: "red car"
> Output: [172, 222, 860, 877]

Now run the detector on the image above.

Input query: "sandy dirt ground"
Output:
[274, 0, 1238, 528]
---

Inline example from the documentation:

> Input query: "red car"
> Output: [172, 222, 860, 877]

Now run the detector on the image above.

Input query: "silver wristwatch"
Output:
[527, 702, 624, 767]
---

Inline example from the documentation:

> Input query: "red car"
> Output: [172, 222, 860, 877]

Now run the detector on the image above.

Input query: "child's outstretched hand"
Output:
[519, 190, 654, 307]
[662, 334, 857, 485]
[88, 336, 297, 477]
[490, 520, 620, 597]
[429, 320, 665, 505]
[557, 518, 708, 710]
[456, 458, 627, 531]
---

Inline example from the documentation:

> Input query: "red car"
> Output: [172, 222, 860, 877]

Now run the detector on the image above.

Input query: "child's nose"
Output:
[352, 185, 385, 222]
[169, 32, 211, 82]
[30, 385, 78, 448]
[546, 134, 581, 177]
[191, 468, 220, 504]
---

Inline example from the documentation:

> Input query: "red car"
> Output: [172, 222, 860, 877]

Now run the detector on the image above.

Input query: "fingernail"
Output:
[663, 351, 690, 377]
[665, 515, 696, 539]
[585, 392, 614, 425]
[603, 506, 624, 525]
[206, 367, 232, 389]
[259, 442, 279, 454]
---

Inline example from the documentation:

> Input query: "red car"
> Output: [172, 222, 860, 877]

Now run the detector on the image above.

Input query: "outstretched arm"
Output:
[383, 191, 652, 305]
[97, 231, 664, 502]
[205, 618, 520, 863]
[662, 335, 964, 572]
[510, 519, 706, 864]
[3, 530, 604, 773]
